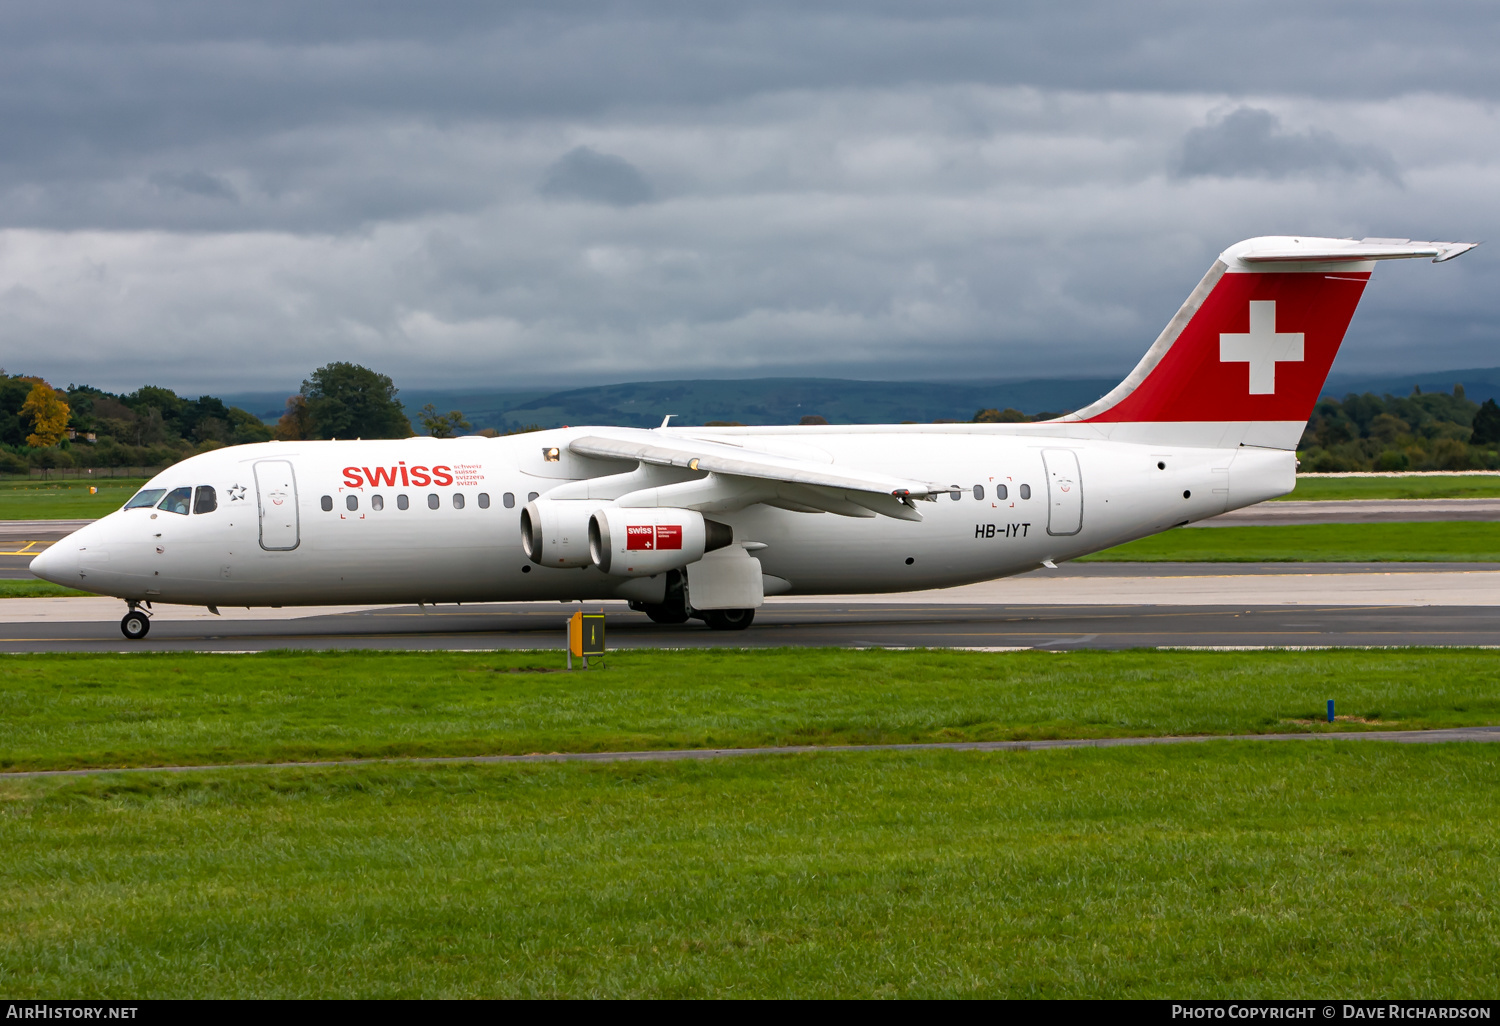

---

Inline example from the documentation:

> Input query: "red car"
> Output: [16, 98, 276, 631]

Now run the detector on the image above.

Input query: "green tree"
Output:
[300, 364, 412, 439]
[1471, 398, 1500, 446]
[417, 404, 472, 438]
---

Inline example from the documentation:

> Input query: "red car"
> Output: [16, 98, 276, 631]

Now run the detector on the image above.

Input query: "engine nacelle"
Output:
[521, 499, 599, 568]
[589, 507, 732, 576]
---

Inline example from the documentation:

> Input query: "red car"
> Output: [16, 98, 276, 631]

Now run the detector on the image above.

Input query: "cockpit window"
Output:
[194, 486, 217, 514]
[157, 487, 192, 515]
[123, 488, 166, 510]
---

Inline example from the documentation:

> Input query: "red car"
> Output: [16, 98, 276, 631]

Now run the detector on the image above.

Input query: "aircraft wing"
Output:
[567, 430, 939, 521]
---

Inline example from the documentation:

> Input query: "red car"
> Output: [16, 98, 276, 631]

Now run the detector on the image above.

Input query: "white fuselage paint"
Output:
[38, 426, 1295, 607]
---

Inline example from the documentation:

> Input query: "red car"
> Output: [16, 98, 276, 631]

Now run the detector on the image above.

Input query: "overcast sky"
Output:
[0, 1, 1496, 395]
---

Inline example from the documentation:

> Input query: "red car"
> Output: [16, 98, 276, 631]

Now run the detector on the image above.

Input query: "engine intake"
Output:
[520, 499, 599, 567]
[589, 508, 732, 576]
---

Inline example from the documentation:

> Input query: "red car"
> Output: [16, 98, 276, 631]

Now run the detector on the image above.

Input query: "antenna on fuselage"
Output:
[659, 415, 675, 428]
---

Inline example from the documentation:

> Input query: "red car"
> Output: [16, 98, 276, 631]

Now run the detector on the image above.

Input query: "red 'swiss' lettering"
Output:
[340, 463, 464, 490]
[655, 524, 683, 550]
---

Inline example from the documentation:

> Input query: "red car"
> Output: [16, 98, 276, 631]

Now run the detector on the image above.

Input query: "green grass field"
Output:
[1082, 521, 1500, 562]
[0, 477, 149, 520]
[2, 745, 1497, 997]
[4, 649, 1500, 773]
[1278, 474, 1500, 500]
[0, 579, 92, 598]
[3, 648, 1498, 997]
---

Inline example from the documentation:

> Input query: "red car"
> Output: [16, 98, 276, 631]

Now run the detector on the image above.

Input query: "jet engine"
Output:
[520, 499, 599, 567]
[589, 507, 733, 576]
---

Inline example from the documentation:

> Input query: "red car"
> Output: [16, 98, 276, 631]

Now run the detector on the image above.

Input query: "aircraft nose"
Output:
[29, 540, 78, 585]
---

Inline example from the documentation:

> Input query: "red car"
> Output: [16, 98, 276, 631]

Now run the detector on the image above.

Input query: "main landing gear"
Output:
[627, 570, 756, 630]
[120, 603, 151, 640]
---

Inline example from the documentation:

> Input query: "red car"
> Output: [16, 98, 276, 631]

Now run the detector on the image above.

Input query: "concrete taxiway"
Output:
[3, 562, 1499, 652]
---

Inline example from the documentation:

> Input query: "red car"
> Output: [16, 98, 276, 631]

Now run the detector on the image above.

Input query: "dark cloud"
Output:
[0, 2, 1494, 392]
[540, 147, 653, 206]
[1176, 107, 1400, 183]
[149, 170, 238, 201]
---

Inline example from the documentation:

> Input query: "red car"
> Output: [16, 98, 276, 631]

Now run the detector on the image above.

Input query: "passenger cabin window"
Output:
[321, 495, 333, 511]
[194, 486, 217, 514]
[372, 494, 384, 511]
[428, 493, 439, 509]
[973, 485, 984, 500]
[478, 493, 490, 509]
[1020, 484, 1031, 500]
[397, 494, 409, 510]
[949, 486, 961, 502]
[346, 495, 358, 511]
[997, 484, 1008, 500]
[527, 491, 538, 502]
[503, 492, 515, 509]
[158, 487, 192, 515]
[453, 493, 465, 509]
[125, 488, 166, 510]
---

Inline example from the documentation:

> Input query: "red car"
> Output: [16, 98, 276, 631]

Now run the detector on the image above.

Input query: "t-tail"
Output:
[1053, 236, 1478, 449]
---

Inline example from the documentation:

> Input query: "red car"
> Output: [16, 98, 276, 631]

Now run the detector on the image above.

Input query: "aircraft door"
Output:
[254, 460, 300, 551]
[1042, 449, 1083, 536]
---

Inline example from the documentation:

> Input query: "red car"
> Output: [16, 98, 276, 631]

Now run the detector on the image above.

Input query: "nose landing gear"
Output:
[120, 603, 151, 640]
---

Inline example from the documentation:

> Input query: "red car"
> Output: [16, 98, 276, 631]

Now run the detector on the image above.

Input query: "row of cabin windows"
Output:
[123, 485, 217, 515]
[320, 490, 540, 513]
[948, 483, 1030, 501]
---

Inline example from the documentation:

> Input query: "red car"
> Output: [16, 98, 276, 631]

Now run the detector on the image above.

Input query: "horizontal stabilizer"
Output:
[1231, 237, 1477, 265]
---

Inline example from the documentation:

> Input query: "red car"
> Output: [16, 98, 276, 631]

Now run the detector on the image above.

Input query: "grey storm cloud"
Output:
[1176, 108, 1400, 183]
[0, 1, 1496, 394]
[540, 147, 653, 206]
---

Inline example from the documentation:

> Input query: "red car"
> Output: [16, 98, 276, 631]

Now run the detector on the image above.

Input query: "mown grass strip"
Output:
[4, 648, 1500, 772]
[1278, 475, 1500, 500]
[0, 477, 148, 520]
[1, 744, 1496, 997]
[0, 579, 92, 598]
[1081, 521, 1500, 561]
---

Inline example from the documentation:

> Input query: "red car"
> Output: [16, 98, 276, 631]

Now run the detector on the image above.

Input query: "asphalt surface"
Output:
[8, 725, 1498, 780]
[5, 598, 1500, 653]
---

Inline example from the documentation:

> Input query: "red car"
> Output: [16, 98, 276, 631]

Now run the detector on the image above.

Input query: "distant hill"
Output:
[217, 367, 1500, 432]
[219, 377, 1120, 431]
[1324, 368, 1500, 404]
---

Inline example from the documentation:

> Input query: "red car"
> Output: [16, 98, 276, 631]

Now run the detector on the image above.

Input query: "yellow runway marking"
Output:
[0, 541, 44, 555]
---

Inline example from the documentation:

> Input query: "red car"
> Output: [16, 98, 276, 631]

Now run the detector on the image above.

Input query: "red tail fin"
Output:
[1060, 236, 1476, 449]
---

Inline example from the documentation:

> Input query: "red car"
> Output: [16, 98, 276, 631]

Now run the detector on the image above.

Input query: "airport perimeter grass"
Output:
[4, 649, 1500, 772]
[0, 477, 148, 520]
[1279, 474, 1500, 500]
[1, 744, 1496, 997]
[1082, 521, 1500, 562]
[0, 579, 91, 598]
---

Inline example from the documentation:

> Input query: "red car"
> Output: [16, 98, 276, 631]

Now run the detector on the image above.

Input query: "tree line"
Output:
[0, 361, 518, 475]
[974, 384, 1500, 471]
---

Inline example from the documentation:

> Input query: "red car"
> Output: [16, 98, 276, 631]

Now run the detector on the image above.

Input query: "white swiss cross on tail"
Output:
[1218, 300, 1304, 395]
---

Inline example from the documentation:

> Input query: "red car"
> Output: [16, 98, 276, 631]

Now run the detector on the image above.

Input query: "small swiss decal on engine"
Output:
[626, 525, 656, 550]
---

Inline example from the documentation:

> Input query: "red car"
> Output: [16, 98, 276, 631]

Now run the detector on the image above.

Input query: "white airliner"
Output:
[31, 236, 1476, 639]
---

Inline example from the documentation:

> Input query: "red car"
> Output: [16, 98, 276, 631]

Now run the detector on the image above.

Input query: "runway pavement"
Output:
[5, 584, 1500, 652]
